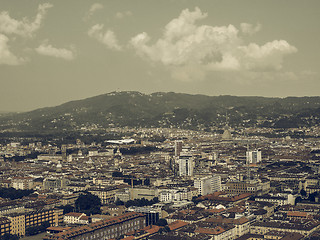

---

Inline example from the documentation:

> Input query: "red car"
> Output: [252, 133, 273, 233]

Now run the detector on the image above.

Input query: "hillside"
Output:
[0, 91, 320, 132]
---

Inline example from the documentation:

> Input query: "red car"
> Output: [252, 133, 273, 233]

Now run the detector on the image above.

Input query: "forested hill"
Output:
[0, 91, 319, 131]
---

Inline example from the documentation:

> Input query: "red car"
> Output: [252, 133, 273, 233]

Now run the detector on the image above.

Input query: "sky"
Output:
[0, 0, 319, 112]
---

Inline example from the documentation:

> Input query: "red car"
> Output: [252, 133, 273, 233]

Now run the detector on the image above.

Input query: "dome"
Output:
[222, 128, 232, 141]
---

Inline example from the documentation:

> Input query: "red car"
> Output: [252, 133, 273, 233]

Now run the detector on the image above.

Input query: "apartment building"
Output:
[250, 220, 320, 237]
[44, 212, 146, 240]
[224, 179, 270, 195]
[2, 208, 63, 237]
[7, 213, 25, 237]
[12, 177, 33, 190]
[0, 217, 10, 236]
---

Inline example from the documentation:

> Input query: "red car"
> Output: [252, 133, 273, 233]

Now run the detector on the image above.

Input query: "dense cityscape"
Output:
[0, 124, 320, 240]
[1, 0, 320, 239]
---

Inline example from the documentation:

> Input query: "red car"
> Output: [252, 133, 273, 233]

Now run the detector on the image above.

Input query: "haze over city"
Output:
[0, 0, 319, 112]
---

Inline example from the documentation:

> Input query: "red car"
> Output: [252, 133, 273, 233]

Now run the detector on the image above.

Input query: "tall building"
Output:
[174, 140, 183, 157]
[179, 153, 194, 177]
[61, 144, 67, 161]
[246, 150, 262, 164]
[194, 175, 221, 196]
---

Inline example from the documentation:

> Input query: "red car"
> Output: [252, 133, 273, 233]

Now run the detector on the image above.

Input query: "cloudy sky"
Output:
[0, 0, 319, 111]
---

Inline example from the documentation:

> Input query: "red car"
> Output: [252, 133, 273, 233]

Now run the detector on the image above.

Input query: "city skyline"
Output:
[0, 0, 319, 111]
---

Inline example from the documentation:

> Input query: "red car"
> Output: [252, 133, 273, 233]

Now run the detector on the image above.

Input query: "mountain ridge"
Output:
[0, 91, 319, 132]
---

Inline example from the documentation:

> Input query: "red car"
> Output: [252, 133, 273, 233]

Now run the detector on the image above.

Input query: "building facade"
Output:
[44, 212, 146, 240]
[246, 150, 262, 164]
[0, 217, 11, 236]
[194, 175, 221, 196]
[179, 157, 194, 177]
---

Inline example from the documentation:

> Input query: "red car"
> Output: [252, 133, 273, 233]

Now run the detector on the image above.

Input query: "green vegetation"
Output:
[124, 197, 159, 208]
[25, 221, 50, 236]
[0, 234, 19, 240]
[75, 192, 101, 215]
[155, 218, 168, 226]
[0, 187, 34, 200]
[59, 204, 75, 214]
[119, 146, 157, 155]
[0, 92, 319, 132]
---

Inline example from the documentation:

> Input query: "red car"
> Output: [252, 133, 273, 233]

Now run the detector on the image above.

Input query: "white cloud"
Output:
[0, 3, 53, 38]
[84, 3, 104, 21]
[35, 42, 75, 60]
[238, 40, 297, 71]
[115, 11, 132, 19]
[88, 24, 122, 51]
[130, 7, 297, 81]
[89, 3, 104, 14]
[240, 23, 261, 35]
[0, 34, 24, 65]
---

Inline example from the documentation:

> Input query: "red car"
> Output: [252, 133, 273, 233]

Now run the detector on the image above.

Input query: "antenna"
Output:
[225, 111, 229, 127]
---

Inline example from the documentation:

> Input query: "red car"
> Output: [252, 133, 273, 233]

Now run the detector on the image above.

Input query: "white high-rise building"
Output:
[194, 175, 221, 196]
[246, 150, 262, 164]
[179, 154, 194, 177]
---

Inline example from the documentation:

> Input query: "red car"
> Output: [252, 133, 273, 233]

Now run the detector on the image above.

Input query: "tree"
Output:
[295, 196, 302, 205]
[0, 234, 19, 240]
[115, 199, 124, 206]
[0, 187, 34, 200]
[112, 171, 123, 177]
[60, 204, 74, 214]
[75, 192, 101, 215]
[191, 196, 202, 204]
[144, 178, 150, 186]
[155, 218, 168, 226]
[300, 189, 307, 197]
[308, 192, 318, 202]
[124, 197, 159, 208]
[25, 221, 49, 236]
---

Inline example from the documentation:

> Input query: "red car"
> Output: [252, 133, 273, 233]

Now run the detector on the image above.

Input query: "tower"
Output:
[179, 152, 194, 177]
[61, 145, 67, 161]
[179, 158, 193, 176]
[174, 140, 183, 157]
[246, 150, 262, 164]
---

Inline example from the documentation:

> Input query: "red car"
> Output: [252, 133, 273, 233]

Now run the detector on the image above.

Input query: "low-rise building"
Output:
[44, 212, 146, 240]
[12, 177, 33, 190]
[64, 212, 87, 225]
[89, 186, 126, 204]
[255, 193, 295, 206]
[250, 220, 320, 237]
[224, 179, 270, 195]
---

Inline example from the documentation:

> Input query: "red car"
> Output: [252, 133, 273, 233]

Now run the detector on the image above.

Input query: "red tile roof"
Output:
[168, 220, 189, 230]
[287, 211, 308, 217]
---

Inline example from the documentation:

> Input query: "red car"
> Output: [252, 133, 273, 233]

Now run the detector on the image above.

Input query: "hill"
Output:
[0, 91, 319, 132]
